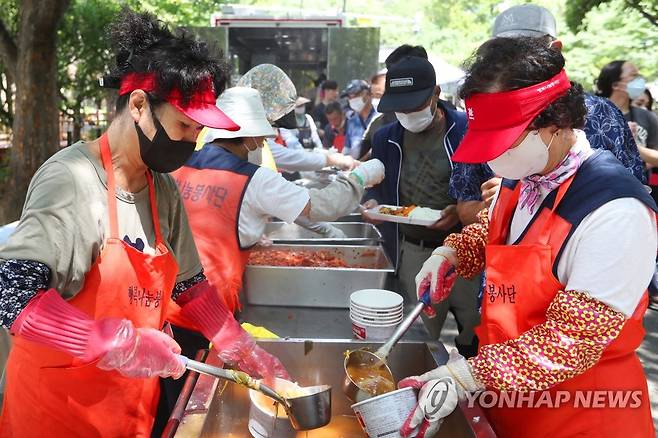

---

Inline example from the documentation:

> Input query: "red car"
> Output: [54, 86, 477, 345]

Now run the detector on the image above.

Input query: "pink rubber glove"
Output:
[11, 289, 186, 379]
[414, 246, 458, 317]
[179, 281, 290, 382]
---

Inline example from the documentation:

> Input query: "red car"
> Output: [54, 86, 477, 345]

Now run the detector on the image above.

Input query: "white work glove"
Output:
[301, 221, 347, 239]
[350, 159, 385, 187]
[326, 152, 358, 170]
[398, 350, 483, 438]
[414, 246, 458, 318]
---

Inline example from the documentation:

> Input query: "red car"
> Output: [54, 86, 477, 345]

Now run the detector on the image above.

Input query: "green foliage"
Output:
[566, 0, 658, 32]
[561, 0, 658, 90]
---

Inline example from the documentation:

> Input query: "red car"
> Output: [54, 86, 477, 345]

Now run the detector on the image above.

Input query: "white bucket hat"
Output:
[204, 87, 276, 143]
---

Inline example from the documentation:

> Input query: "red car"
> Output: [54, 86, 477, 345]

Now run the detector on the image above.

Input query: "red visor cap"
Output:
[452, 69, 571, 163]
[119, 72, 240, 131]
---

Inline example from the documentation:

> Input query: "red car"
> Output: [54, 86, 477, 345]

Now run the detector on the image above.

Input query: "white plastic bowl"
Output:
[350, 301, 403, 315]
[350, 310, 403, 325]
[351, 317, 400, 340]
[351, 387, 419, 438]
[350, 289, 403, 310]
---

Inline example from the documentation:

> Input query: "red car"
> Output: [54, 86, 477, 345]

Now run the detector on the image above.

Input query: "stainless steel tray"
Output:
[244, 244, 394, 308]
[169, 339, 495, 437]
[265, 222, 382, 245]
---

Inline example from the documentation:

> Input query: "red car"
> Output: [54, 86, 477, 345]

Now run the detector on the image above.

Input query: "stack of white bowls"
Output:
[350, 289, 403, 341]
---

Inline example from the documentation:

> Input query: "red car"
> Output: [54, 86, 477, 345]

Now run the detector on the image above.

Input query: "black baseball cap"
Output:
[378, 56, 436, 113]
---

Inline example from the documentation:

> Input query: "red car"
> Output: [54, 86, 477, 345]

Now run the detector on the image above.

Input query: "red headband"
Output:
[452, 69, 571, 163]
[119, 72, 239, 131]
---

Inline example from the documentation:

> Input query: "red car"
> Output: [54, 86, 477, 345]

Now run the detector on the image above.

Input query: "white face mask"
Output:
[487, 130, 557, 180]
[625, 77, 646, 100]
[294, 106, 306, 115]
[349, 96, 366, 113]
[243, 138, 263, 166]
[371, 98, 381, 112]
[396, 103, 435, 133]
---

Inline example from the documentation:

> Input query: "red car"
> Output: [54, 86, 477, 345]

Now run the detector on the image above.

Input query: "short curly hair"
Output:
[109, 7, 230, 113]
[459, 37, 586, 130]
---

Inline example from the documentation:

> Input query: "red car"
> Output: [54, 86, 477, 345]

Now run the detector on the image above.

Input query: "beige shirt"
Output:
[0, 142, 202, 298]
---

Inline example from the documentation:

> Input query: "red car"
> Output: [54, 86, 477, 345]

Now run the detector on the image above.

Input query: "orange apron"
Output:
[0, 134, 179, 437]
[172, 148, 255, 313]
[476, 177, 655, 437]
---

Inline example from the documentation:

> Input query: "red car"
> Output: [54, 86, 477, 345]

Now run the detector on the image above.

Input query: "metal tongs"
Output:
[178, 355, 331, 431]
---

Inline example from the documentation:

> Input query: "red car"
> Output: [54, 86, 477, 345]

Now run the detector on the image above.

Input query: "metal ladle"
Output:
[178, 355, 332, 430]
[343, 287, 433, 402]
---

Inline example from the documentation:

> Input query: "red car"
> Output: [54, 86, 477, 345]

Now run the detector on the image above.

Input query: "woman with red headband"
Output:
[398, 38, 657, 437]
[0, 9, 287, 437]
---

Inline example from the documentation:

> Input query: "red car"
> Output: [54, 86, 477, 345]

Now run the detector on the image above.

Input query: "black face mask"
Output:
[135, 113, 196, 173]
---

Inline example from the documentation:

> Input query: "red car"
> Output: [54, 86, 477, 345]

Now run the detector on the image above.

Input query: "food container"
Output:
[351, 387, 419, 437]
[247, 378, 304, 438]
[244, 245, 394, 308]
[264, 222, 382, 246]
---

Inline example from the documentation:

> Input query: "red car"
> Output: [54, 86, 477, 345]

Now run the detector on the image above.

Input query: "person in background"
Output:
[322, 101, 346, 152]
[360, 69, 399, 161]
[451, 4, 646, 226]
[313, 79, 338, 130]
[633, 88, 654, 112]
[280, 96, 323, 150]
[173, 87, 384, 313]
[238, 65, 356, 173]
[343, 79, 378, 159]
[406, 36, 656, 438]
[596, 60, 658, 202]
[362, 53, 481, 358]
[0, 9, 286, 437]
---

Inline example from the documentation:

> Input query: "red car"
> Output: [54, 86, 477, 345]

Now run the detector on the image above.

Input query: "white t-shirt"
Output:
[238, 167, 310, 247]
[490, 136, 657, 317]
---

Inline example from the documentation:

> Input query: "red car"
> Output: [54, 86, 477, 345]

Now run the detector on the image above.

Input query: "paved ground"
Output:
[438, 306, 658, 431]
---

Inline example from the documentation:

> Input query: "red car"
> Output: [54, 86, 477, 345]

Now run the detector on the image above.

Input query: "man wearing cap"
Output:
[362, 54, 481, 357]
[403, 37, 655, 438]
[451, 3, 645, 226]
[343, 79, 378, 159]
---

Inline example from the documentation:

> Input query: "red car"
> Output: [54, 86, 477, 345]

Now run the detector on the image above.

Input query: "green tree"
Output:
[561, 0, 658, 90]
[566, 0, 658, 31]
[0, 0, 70, 224]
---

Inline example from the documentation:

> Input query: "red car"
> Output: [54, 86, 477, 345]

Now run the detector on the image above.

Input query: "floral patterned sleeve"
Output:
[0, 259, 50, 328]
[468, 290, 627, 392]
[444, 209, 489, 279]
[448, 161, 496, 202]
[583, 94, 645, 183]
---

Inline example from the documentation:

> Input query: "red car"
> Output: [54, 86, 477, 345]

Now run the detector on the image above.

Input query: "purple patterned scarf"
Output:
[519, 150, 582, 214]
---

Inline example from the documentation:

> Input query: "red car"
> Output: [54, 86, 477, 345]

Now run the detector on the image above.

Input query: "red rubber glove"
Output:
[11, 289, 185, 379]
[179, 281, 290, 382]
[414, 246, 458, 317]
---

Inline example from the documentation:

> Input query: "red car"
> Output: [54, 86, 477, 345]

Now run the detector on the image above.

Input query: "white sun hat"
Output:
[204, 87, 276, 142]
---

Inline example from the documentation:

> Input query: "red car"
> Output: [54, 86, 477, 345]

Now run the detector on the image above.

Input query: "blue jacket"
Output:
[366, 102, 468, 268]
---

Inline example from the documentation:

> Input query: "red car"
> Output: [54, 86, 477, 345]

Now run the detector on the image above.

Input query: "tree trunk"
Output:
[0, 0, 69, 223]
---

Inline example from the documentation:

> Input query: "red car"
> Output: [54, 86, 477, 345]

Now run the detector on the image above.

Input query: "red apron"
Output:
[172, 165, 251, 313]
[476, 177, 655, 437]
[0, 134, 179, 437]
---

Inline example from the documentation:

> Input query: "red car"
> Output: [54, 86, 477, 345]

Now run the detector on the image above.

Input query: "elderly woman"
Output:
[0, 9, 285, 437]
[401, 38, 656, 438]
